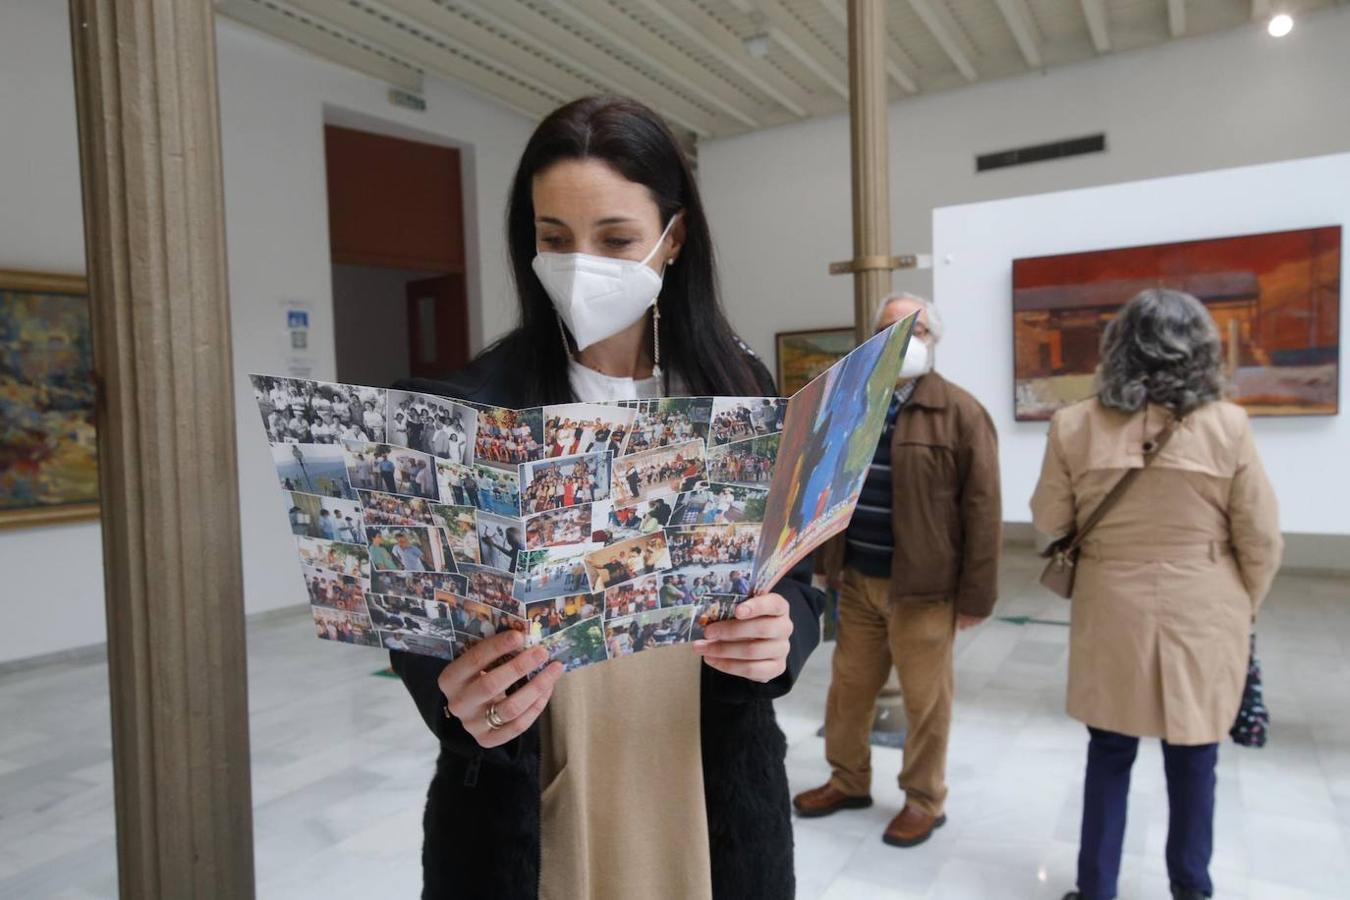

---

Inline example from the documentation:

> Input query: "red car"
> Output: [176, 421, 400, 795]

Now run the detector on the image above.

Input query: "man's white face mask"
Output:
[899, 335, 934, 379]
[532, 216, 679, 351]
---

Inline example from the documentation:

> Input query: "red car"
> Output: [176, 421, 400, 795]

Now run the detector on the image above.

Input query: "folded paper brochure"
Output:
[251, 316, 913, 674]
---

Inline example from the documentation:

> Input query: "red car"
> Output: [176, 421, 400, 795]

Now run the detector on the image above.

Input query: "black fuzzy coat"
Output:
[389, 341, 825, 899]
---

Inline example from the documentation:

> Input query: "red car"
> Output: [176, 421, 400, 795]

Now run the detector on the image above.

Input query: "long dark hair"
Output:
[491, 96, 763, 405]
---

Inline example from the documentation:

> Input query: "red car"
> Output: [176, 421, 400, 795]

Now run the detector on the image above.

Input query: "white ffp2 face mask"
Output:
[532, 216, 678, 351]
[899, 337, 933, 379]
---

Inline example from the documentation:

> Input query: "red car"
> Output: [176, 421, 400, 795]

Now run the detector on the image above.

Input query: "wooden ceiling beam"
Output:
[631, 0, 816, 118]
[905, 0, 978, 82]
[553, 0, 761, 129]
[216, 0, 424, 93]
[819, 0, 919, 94]
[994, 0, 1044, 69]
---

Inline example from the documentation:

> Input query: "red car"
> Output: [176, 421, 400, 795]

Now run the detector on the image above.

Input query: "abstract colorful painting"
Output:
[0, 271, 99, 528]
[1012, 226, 1341, 420]
[775, 327, 856, 396]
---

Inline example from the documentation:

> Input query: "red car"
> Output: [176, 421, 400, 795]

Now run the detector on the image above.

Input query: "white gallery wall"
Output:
[218, 20, 533, 625]
[700, 8, 1350, 366]
[0, 0, 532, 663]
[933, 152, 1350, 536]
[0, 0, 104, 663]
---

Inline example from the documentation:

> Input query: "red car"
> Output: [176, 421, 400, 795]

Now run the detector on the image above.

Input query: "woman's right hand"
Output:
[438, 630, 564, 749]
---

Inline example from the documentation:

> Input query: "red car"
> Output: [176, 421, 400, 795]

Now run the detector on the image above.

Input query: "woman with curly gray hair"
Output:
[1031, 289, 1283, 900]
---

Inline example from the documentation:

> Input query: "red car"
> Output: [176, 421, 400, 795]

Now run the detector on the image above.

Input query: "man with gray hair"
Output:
[794, 292, 1002, 849]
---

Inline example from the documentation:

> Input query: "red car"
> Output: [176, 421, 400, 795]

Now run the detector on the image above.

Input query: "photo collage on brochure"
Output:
[251, 374, 791, 673]
[250, 313, 914, 676]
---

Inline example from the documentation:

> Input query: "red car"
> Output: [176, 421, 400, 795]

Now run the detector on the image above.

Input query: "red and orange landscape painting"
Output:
[1012, 226, 1341, 420]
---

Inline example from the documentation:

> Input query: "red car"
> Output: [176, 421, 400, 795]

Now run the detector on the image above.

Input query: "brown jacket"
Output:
[1030, 398, 1282, 745]
[819, 372, 1002, 617]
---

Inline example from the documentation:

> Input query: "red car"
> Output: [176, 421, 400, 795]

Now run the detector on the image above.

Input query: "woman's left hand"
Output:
[693, 592, 793, 683]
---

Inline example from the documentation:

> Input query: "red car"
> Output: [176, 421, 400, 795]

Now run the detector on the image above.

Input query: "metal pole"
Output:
[848, 0, 893, 342]
[68, 1, 256, 895]
[847, 0, 906, 743]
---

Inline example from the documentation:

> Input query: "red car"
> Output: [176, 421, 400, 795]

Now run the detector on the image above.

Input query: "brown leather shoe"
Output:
[792, 783, 873, 818]
[882, 805, 946, 847]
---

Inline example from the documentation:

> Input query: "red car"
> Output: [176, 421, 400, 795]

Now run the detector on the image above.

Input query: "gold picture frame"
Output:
[0, 269, 100, 530]
[774, 327, 857, 396]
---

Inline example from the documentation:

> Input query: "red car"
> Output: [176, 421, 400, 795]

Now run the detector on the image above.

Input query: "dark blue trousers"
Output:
[1076, 726, 1217, 899]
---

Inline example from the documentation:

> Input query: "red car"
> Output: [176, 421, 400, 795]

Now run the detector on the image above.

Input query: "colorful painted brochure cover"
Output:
[249, 317, 912, 674]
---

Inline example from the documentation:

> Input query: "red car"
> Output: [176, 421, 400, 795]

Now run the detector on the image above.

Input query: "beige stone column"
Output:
[68, 1, 256, 896]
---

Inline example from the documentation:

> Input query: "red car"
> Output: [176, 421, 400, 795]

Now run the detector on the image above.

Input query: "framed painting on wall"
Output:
[0, 270, 99, 529]
[1012, 226, 1342, 421]
[775, 327, 857, 396]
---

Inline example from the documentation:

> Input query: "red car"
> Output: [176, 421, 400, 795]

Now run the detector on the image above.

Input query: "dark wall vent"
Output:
[976, 134, 1106, 173]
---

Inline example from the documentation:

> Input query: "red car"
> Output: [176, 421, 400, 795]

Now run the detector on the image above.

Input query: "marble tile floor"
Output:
[1, 547, 1347, 899]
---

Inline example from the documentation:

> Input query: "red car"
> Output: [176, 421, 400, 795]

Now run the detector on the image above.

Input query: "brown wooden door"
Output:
[325, 125, 465, 272]
[407, 274, 468, 378]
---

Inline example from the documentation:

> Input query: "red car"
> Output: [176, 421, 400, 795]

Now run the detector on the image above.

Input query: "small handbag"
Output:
[1230, 633, 1270, 748]
[1039, 417, 1181, 599]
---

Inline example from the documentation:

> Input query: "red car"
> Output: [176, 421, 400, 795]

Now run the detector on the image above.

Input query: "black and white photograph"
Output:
[535, 617, 608, 673]
[252, 375, 387, 444]
[365, 526, 453, 574]
[357, 489, 435, 527]
[589, 494, 675, 544]
[520, 451, 611, 514]
[428, 504, 480, 564]
[603, 607, 693, 658]
[603, 574, 661, 621]
[611, 439, 706, 504]
[295, 535, 369, 580]
[284, 491, 364, 541]
[342, 441, 439, 501]
[474, 405, 545, 469]
[301, 565, 367, 612]
[690, 594, 741, 641]
[377, 629, 454, 660]
[705, 433, 779, 487]
[542, 402, 636, 457]
[310, 606, 379, 647]
[709, 397, 788, 445]
[524, 504, 592, 549]
[669, 482, 768, 526]
[475, 511, 525, 574]
[370, 570, 467, 602]
[270, 442, 356, 499]
[387, 390, 477, 463]
[455, 564, 525, 618]
[584, 532, 673, 591]
[525, 593, 600, 642]
[623, 396, 712, 455]
[516, 543, 598, 602]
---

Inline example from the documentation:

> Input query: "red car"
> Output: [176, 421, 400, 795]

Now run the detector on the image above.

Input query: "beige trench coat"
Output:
[1030, 399, 1283, 745]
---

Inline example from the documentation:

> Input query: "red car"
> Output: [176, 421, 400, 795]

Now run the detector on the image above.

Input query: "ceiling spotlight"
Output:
[1267, 13, 1294, 37]
[743, 33, 772, 59]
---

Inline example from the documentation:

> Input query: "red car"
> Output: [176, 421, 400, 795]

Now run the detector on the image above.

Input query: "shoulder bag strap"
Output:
[1060, 414, 1183, 557]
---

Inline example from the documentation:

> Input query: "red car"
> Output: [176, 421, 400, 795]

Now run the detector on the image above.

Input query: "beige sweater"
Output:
[538, 645, 712, 900]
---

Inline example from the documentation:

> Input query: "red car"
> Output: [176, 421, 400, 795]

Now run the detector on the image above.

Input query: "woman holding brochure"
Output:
[389, 96, 826, 899]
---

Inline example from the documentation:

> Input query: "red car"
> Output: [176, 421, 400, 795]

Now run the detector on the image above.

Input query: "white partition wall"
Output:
[933, 152, 1350, 539]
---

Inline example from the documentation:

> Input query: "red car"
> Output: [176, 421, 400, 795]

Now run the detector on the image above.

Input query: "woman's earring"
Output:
[556, 313, 572, 360]
[651, 303, 662, 379]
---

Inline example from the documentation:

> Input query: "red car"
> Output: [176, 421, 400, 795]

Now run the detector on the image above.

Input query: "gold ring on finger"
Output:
[485, 703, 506, 730]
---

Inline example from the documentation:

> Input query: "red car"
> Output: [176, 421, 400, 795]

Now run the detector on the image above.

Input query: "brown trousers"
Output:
[824, 567, 955, 816]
